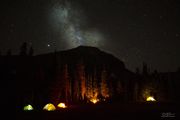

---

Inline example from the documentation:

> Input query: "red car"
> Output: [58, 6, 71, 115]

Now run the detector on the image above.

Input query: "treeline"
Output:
[0, 42, 34, 56]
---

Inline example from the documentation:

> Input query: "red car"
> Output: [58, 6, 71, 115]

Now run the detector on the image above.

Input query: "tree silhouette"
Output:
[135, 67, 140, 74]
[6, 49, 12, 56]
[80, 63, 86, 100]
[177, 67, 180, 73]
[29, 46, 34, 56]
[63, 64, 71, 103]
[100, 66, 109, 98]
[20, 42, 27, 56]
[86, 74, 93, 99]
[142, 62, 148, 75]
[73, 72, 80, 102]
[74, 61, 86, 101]
[93, 68, 98, 99]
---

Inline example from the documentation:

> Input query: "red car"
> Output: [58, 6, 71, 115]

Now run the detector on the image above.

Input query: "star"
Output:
[47, 44, 51, 47]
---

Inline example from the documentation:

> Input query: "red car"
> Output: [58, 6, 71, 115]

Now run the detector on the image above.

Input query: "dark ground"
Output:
[16, 103, 178, 120]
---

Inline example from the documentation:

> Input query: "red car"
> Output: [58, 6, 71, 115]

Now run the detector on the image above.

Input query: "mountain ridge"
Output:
[35, 46, 131, 74]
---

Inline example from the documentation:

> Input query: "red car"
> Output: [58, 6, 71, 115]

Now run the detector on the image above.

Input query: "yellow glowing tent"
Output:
[57, 103, 67, 108]
[146, 96, 156, 101]
[43, 103, 56, 111]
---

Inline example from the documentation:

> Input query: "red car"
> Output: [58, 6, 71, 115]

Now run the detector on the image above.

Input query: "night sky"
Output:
[1, 0, 180, 72]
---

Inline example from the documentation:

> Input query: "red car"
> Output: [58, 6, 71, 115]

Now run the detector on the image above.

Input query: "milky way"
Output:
[49, 0, 105, 49]
[1, 0, 180, 72]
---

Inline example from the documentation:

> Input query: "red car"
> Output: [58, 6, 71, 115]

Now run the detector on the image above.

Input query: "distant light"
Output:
[57, 103, 67, 108]
[43, 103, 56, 111]
[23, 104, 33, 111]
[47, 44, 51, 47]
[90, 98, 99, 104]
[146, 96, 156, 101]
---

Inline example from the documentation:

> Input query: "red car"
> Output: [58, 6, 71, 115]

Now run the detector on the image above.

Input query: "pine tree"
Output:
[76, 61, 86, 100]
[86, 74, 93, 99]
[20, 42, 27, 56]
[73, 72, 80, 101]
[6, 49, 12, 56]
[51, 64, 71, 103]
[50, 67, 62, 105]
[93, 68, 98, 98]
[63, 64, 71, 103]
[29, 46, 34, 56]
[116, 80, 123, 94]
[100, 67, 109, 98]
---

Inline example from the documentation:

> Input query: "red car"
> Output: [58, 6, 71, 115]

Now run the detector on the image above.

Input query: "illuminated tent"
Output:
[23, 104, 34, 111]
[43, 103, 56, 111]
[146, 96, 156, 101]
[57, 103, 67, 108]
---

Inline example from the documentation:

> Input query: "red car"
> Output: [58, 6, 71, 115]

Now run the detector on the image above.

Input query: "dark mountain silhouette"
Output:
[35, 45, 132, 76]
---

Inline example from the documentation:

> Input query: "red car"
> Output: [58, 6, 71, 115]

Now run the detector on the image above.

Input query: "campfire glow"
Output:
[90, 98, 99, 104]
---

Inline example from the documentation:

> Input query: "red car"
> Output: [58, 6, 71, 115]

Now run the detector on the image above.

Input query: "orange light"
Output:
[90, 98, 99, 104]
[57, 103, 67, 108]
